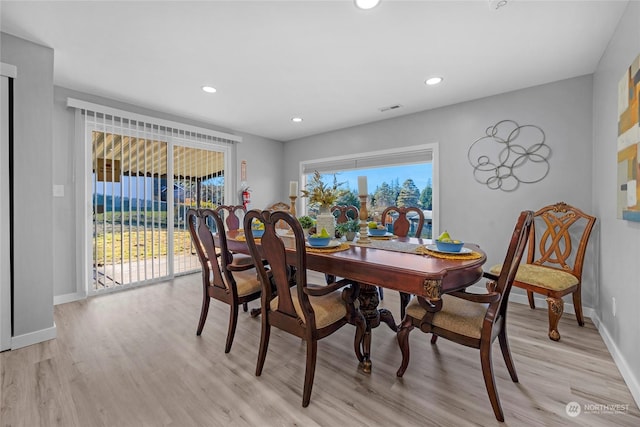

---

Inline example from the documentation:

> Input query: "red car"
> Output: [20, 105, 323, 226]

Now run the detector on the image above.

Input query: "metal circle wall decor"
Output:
[467, 120, 551, 192]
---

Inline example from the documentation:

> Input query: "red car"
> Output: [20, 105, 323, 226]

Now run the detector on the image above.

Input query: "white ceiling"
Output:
[0, 0, 629, 141]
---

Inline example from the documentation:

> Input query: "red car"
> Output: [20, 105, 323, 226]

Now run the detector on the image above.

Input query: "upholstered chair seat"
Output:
[490, 263, 578, 292]
[227, 253, 256, 270]
[406, 295, 488, 340]
[271, 287, 347, 328]
[222, 269, 262, 297]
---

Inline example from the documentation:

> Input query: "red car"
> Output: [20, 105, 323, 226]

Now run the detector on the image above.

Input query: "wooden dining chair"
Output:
[396, 210, 533, 422]
[215, 205, 260, 284]
[324, 205, 359, 285]
[381, 206, 426, 317]
[331, 204, 359, 223]
[489, 202, 596, 341]
[243, 209, 365, 407]
[187, 208, 262, 353]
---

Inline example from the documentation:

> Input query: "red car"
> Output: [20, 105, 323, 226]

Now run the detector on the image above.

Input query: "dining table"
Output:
[222, 229, 487, 372]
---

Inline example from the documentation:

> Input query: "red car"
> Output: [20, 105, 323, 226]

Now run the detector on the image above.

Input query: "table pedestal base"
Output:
[358, 283, 397, 373]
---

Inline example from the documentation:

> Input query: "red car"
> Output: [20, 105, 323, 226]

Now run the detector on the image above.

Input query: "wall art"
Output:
[617, 53, 640, 221]
[468, 120, 550, 192]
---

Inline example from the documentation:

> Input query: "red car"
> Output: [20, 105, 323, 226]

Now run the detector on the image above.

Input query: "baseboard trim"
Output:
[11, 323, 57, 350]
[54, 291, 86, 305]
[590, 312, 640, 408]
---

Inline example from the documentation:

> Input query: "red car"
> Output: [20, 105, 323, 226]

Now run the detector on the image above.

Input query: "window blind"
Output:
[301, 145, 433, 175]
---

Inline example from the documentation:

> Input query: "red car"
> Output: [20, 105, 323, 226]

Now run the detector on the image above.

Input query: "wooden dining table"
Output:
[222, 230, 487, 372]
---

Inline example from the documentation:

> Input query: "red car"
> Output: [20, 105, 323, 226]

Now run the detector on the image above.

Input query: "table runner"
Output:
[350, 239, 423, 254]
[351, 239, 482, 259]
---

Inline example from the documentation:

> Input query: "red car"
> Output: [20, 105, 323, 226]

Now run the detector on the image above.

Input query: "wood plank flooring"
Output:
[1, 271, 638, 426]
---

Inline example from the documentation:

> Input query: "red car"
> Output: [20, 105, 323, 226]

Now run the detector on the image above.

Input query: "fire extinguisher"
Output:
[242, 188, 251, 209]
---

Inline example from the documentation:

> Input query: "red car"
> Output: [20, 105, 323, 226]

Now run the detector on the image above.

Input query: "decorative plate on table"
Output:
[305, 240, 341, 248]
[368, 231, 394, 237]
[425, 244, 472, 254]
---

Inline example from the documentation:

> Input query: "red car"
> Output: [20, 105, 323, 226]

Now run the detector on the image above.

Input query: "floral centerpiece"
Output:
[301, 171, 345, 238]
[301, 171, 345, 211]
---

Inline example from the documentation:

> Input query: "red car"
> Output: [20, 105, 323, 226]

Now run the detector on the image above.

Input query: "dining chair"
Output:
[489, 202, 596, 341]
[215, 205, 261, 314]
[331, 204, 359, 224]
[324, 205, 359, 285]
[243, 209, 365, 407]
[187, 208, 262, 353]
[381, 206, 426, 318]
[396, 210, 533, 422]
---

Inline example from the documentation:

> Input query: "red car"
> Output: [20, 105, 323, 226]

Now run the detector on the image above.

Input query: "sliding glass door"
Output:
[88, 121, 231, 294]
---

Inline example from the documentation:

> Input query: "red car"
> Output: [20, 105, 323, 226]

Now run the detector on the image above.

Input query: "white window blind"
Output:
[68, 98, 239, 295]
[301, 145, 433, 175]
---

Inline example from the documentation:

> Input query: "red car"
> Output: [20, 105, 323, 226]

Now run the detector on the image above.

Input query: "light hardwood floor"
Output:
[1, 272, 638, 426]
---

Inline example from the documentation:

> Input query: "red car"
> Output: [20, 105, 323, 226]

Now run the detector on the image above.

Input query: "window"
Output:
[300, 144, 438, 238]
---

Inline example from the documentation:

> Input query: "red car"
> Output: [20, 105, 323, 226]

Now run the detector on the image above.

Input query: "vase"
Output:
[315, 207, 335, 238]
[345, 231, 357, 241]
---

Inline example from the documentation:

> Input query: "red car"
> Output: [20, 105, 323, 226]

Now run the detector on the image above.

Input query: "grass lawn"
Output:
[94, 227, 193, 265]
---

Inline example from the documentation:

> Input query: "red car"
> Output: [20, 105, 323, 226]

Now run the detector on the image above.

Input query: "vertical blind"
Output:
[68, 98, 239, 294]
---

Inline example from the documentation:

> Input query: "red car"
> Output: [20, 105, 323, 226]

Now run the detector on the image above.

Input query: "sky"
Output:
[317, 163, 433, 194]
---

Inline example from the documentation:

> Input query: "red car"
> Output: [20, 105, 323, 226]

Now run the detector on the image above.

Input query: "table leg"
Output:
[358, 283, 397, 373]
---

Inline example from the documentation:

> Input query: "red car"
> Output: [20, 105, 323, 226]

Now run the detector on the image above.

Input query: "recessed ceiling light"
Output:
[291, 117, 303, 123]
[354, 0, 381, 10]
[201, 86, 217, 93]
[425, 77, 443, 86]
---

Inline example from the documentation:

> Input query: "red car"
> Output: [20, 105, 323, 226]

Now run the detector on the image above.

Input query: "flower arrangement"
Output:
[301, 171, 345, 209]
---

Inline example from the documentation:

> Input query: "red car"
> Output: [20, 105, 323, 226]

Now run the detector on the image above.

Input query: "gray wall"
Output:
[284, 75, 596, 307]
[0, 33, 55, 339]
[52, 87, 284, 298]
[592, 0, 640, 403]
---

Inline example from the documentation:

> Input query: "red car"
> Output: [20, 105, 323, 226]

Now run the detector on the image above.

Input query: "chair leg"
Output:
[546, 297, 564, 341]
[526, 290, 536, 309]
[242, 302, 248, 312]
[396, 320, 414, 377]
[572, 290, 585, 326]
[430, 333, 438, 344]
[224, 303, 239, 353]
[255, 320, 271, 376]
[378, 286, 384, 300]
[196, 296, 210, 336]
[302, 339, 318, 407]
[399, 292, 411, 319]
[480, 340, 505, 422]
[498, 328, 518, 383]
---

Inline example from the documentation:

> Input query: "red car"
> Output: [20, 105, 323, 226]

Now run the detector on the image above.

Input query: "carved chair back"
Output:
[215, 205, 246, 231]
[381, 206, 425, 237]
[527, 202, 596, 280]
[331, 205, 359, 224]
